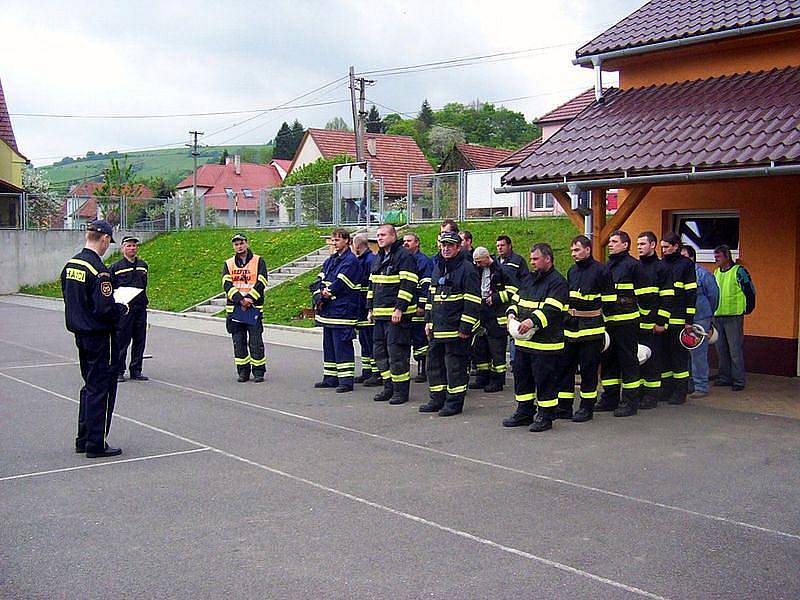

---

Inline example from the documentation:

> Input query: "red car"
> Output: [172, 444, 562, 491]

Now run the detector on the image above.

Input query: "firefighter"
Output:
[503, 243, 568, 432]
[660, 232, 698, 405]
[311, 228, 362, 393]
[471, 246, 511, 393]
[495, 235, 530, 293]
[352, 233, 380, 386]
[636, 231, 674, 409]
[557, 235, 616, 422]
[110, 235, 149, 382]
[597, 230, 646, 417]
[367, 224, 419, 405]
[61, 220, 128, 458]
[222, 233, 268, 383]
[420, 231, 481, 416]
[402, 232, 433, 383]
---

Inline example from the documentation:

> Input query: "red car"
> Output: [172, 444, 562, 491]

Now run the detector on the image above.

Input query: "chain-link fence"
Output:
[408, 172, 462, 223]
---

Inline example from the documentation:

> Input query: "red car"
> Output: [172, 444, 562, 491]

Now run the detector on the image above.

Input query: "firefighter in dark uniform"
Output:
[471, 246, 511, 393]
[61, 220, 128, 458]
[312, 228, 362, 393]
[402, 232, 433, 383]
[557, 235, 616, 422]
[421, 231, 481, 416]
[660, 232, 698, 405]
[367, 224, 419, 405]
[597, 230, 647, 417]
[352, 233, 380, 386]
[110, 235, 149, 382]
[636, 231, 674, 409]
[503, 243, 568, 432]
[222, 233, 268, 382]
[495, 235, 530, 293]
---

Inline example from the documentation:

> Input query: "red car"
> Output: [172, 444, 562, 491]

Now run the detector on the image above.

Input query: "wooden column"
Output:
[591, 189, 607, 261]
[600, 186, 651, 246]
[550, 190, 585, 232]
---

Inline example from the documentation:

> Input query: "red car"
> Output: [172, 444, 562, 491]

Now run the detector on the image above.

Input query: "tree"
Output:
[366, 105, 383, 133]
[417, 99, 435, 131]
[282, 153, 354, 186]
[281, 153, 354, 224]
[23, 167, 62, 229]
[382, 113, 403, 129]
[93, 157, 143, 225]
[287, 120, 305, 158]
[428, 125, 465, 161]
[325, 116, 351, 131]
[273, 122, 293, 159]
[218, 149, 229, 165]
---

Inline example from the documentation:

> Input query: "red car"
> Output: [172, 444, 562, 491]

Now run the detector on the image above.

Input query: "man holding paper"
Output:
[110, 236, 149, 382]
[222, 233, 268, 382]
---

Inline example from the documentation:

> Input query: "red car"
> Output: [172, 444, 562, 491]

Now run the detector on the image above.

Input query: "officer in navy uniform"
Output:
[61, 220, 128, 458]
[352, 233, 380, 386]
[402, 232, 433, 383]
[311, 228, 362, 393]
[110, 235, 149, 382]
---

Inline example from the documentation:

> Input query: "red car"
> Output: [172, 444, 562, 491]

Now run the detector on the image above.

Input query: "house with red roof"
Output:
[0, 77, 28, 228]
[65, 181, 154, 228]
[175, 155, 285, 227]
[499, 0, 800, 376]
[439, 143, 512, 173]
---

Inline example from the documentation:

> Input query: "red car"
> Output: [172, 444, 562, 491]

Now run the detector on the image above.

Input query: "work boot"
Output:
[252, 375, 265, 383]
[117, 374, 126, 383]
[502, 402, 535, 427]
[237, 374, 250, 383]
[529, 412, 553, 432]
[336, 384, 353, 393]
[572, 407, 593, 422]
[469, 375, 489, 390]
[594, 395, 618, 412]
[639, 395, 658, 409]
[388, 395, 408, 405]
[438, 396, 464, 417]
[554, 404, 573, 420]
[314, 380, 336, 388]
[363, 374, 382, 387]
[613, 398, 638, 417]
[373, 386, 393, 402]
[484, 380, 503, 393]
[130, 372, 149, 381]
[419, 396, 445, 413]
[413, 358, 427, 383]
[668, 393, 687, 405]
[353, 373, 369, 384]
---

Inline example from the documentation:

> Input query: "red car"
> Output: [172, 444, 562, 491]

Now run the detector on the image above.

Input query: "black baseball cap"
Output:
[87, 220, 115, 242]
[437, 231, 460, 245]
[231, 232, 248, 242]
[121, 235, 140, 245]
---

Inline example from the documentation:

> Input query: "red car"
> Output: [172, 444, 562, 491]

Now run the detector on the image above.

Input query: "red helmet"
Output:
[679, 326, 704, 350]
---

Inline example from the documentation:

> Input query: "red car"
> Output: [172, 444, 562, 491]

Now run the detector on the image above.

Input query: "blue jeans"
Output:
[714, 315, 746, 387]
[690, 317, 711, 393]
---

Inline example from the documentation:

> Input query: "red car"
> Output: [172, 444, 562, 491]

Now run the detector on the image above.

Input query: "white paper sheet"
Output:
[113, 286, 144, 305]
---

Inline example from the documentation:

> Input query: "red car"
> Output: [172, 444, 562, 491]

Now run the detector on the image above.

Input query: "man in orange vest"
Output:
[222, 233, 269, 382]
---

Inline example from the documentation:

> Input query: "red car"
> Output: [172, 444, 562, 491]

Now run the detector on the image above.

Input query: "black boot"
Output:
[502, 401, 535, 427]
[363, 374, 382, 387]
[613, 397, 638, 417]
[554, 400, 573, 420]
[353, 371, 370, 384]
[594, 393, 618, 412]
[639, 392, 658, 409]
[469, 374, 489, 390]
[389, 381, 409, 405]
[438, 395, 463, 417]
[413, 358, 427, 383]
[572, 399, 594, 422]
[419, 394, 445, 413]
[373, 382, 394, 402]
[529, 410, 554, 432]
[484, 373, 504, 393]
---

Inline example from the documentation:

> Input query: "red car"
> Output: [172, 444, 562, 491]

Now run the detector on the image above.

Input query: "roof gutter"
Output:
[494, 163, 800, 194]
[574, 17, 800, 67]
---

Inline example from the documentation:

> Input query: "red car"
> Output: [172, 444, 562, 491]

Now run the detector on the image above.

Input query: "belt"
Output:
[568, 308, 602, 318]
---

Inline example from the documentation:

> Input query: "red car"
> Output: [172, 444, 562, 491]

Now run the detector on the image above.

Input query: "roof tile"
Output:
[0, 77, 19, 153]
[453, 143, 513, 169]
[175, 162, 284, 210]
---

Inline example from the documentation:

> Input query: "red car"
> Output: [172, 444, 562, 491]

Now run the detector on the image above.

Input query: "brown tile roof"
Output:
[68, 182, 155, 217]
[175, 162, 284, 210]
[577, 0, 800, 59]
[0, 77, 20, 154]
[494, 138, 543, 168]
[539, 88, 608, 123]
[453, 143, 513, 169]
[298, 128, 433, 195]
[502, 67, 800, 186]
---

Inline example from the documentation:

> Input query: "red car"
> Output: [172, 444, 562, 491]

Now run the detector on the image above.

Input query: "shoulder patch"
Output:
[100, 281, 113, 297]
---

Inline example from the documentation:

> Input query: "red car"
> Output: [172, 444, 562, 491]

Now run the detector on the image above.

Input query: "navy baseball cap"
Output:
[87, 220, 115, 242]
[437, 231, 460, 245]
[231, 232, 248, 242]
[121, 235, 140, 245]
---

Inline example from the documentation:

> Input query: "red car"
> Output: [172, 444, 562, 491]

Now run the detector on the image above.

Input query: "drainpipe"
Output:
[593, 57, 603, 102]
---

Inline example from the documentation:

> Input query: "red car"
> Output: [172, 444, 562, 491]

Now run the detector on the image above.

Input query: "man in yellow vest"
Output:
[712, 244, 755, 391]
[222, 233, 269, 382]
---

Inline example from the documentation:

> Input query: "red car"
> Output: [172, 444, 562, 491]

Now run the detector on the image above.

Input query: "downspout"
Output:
[593, 57, 603, 102]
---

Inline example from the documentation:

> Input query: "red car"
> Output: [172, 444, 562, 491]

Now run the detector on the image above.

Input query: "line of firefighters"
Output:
[311, 220, 698, 433]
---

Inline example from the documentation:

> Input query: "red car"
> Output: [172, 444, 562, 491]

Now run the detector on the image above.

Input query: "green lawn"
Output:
[21, 227, 327, 312]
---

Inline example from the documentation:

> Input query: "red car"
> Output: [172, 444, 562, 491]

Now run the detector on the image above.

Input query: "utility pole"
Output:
[187, 130, 203, 227]
[348, 67, 374, 162]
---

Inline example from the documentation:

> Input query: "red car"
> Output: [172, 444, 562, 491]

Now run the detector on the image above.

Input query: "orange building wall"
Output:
[612, 29, 800, 88]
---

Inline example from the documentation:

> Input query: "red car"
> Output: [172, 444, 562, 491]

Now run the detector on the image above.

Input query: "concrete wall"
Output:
[0, 230, 158, 294]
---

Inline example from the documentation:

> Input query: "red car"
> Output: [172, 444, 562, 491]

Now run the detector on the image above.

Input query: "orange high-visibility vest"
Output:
[226, 254, 261, 296]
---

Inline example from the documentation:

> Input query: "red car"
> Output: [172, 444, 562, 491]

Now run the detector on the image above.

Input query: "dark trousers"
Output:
[638, 329, 664, 403]
[75, 332, 119, 453]
[411, 321, 429, 362]
[116, 305, 147, 376]
[229, 319, 266, 377]
[714, 315, 746, 387]
[374, 319, 411, 400]
[600, 323, 640, 406]
[662, 326, 690, 401]
[473, 330, 508, 383]
[558, 338, 602, 410]
[322, 326, 355, 386]
[513, 350, 560, 415]
[357, 324, 376, 377]
[427, 336, 471, 410]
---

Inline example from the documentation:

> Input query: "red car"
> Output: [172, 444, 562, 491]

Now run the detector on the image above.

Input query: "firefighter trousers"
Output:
[229, 318, 266, 377]
[662, 327, 690, 401]
[374, 319, 411, 400]
[116, 304, 147, 376]
[427, 336, 471, 410]
[411, 321, 429, 363]
[638, 330, 664, 403]
[357, 324, 376, 378]
[322, 326, 355, 387]
[558, 338, 602, 410]
[600, 323, 640, 407]
[473, 330, 508, 384]
[513, 349, 560, 416]
[75, 332, 119, 453]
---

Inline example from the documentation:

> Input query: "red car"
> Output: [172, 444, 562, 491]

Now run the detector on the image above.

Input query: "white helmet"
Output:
[637, 344, 652, 365]
[508, 318, 535, 341]
[602, 332, 611, 352]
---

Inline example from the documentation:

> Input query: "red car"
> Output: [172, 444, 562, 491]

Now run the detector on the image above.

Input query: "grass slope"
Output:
[21, 227, 327, 312]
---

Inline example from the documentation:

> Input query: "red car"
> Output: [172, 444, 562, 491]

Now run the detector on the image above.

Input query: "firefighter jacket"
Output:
[604, 250, 647, 327]
[356, 250, 375, 327]
[425, 249, 481, 340]
[110, 256, 149, 308]
[478, 260, 513, 336]
[663, 252, 697, 326]
[411, 250, 433, 323]
[506, 266, 568, 353]
[222, 250, 268, 315]
[367, 239, 419, 320]
[61, 248, 124, 335]
[636, 253, 673, 331]
[564, 256, 616, 342]
[496, 251, 530, 294]
[311, 248, 362, 328]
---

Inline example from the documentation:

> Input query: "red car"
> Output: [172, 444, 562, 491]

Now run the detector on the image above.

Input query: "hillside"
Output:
[38, 144, 274, 191]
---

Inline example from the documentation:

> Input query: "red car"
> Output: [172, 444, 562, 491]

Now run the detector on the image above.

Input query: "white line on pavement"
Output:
[0, 361, 76, 370]
[0, 370, 670, 600]
[0, 447, 211, 482]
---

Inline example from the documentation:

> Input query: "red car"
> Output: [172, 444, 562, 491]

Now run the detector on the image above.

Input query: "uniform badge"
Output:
[101, 281, 113, 297]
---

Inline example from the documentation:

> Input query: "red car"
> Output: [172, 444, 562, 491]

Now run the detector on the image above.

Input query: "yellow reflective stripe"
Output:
[674, 281, 685, 288]
[433, 294, 464, 302]
[248, 288, 261, 300]
[642, 380, 661, 388]
[506, 285, 519, 295]
[601, 378, 621, 386]
[684, 282, 698, 290]
[464, 293, 482, 304]
[657, 309, 671, 318]
[662, 371, 674, 379]
[518, 298, 539, 309]
[460, 314, 478, 325]
[136, 266, 147, 272]
[604, 312, 639, 322]
[337, 273, 359, 289]
[234, 356, 251, 365]
[533, 309, 548, 329]
[315, 315, 358, 326]
[639, 322, 655, 330]
[433, 331, 460, 339]
[558, 391, 575, 399]
[516, 339, 564, 351]
[114, 267, 134, 275]
[499, 290, 509, 303]
[489, 364, 507, 373]
[225, 306, 234, 313]
[496, 316, 508, 326]
[615, 282, 634, 290]
[686, 307, 696, 314]
[222, 274, 233, 283]
[565, 326, 605, 338]
[659, 289, 675, 296]
[537, 398, 558, 408]
[669, 318, 686, 325]
[227, 287, 238, 299]
[429, 384, 447, 392]
[67, 259, 98, 276]
[639, 308, 651, 315]
[447, 384, 467, 394]
[544, 297, 564, 310]
[601, 294, 617, 302]
[419, 277, 431, 285]
[399, 270, 419, 283]
[366, 290, 374, 299]
[635, 286, 658, 295]
[515, 393, 536, 402]
[371, 274, 401, 283]
[251, 357, 267, 366]
[581, 390, 598, 399]
[397, 290, 414, 302]
[570, 290, 600, 301]
[258, 275, 268, 287]
[621, 380, 641, 389]
[673, 371, 690, 379]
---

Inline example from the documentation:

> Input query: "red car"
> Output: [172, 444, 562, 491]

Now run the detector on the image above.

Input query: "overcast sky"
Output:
[1, 0, 643, 166]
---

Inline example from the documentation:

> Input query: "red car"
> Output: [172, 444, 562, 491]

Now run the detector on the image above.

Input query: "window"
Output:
[242, 188, 253, 198]
[224, 187, 234, 198]
[532, 193, 554, 210]
[672, 210, 740, 262]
